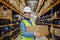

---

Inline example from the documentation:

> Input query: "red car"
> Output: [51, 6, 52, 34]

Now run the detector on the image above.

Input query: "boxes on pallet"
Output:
[0, 6, 4, 18]
[26, 25, 49, 37]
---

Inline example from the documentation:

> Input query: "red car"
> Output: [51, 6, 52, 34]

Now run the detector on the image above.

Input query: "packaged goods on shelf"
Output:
[15, 0, 20, 5]
[47, 0, 54, 5]
[0, 19, 11, 25]
[5, 0, 9, 3]
[54, 28, 60, 37]
[12, 19, 18, 24]
[6, 9, 12, 19]
[4, 26, 12, 34]
[44, 1, 47, 9]
[11, 0, 19, 9]
[9, 0, 12, 4]
[0, 6, 4, 18]
[3, 7, 12, 19]
[53, 20, 60, 25]
[0, 26, 12, 37]
[54, 11, 60, 17]
[0, 27, 5, 37]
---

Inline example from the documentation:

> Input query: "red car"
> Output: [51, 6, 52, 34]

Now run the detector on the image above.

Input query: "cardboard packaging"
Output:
[50, 27, 60, 37]
[54, 28, 60, 37]
[0, 6, 4, 19]
[6, 9, 12, 19]
[26, 25, 49, 37]
[3, 8, 12, 19]
[11, 0, 18, 8]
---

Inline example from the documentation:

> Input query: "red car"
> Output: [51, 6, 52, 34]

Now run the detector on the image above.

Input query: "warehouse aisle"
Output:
[0, 0, 60, 40]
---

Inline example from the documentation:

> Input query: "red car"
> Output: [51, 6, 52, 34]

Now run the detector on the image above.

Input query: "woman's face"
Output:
[24, 12, 31, 18]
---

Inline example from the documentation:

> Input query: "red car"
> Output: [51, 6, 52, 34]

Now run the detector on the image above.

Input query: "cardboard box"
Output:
[50, 27, 60, 37]
[3, 8, 12, 19]
[0, 6, 4, 18]
[26, 25, 49, 37]
[6, 9, 12, 19]
[11, 0, 18, 8]
[11, 0, 20, 10]
[54, 28, 60, 37]
[15, 0, 20, 5]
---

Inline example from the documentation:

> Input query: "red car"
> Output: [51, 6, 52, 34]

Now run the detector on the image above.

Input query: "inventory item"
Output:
[12, 19, 18, 24]
[53, 20, 60, 25]
[4, 26, 12, 34]
[54, 11, 60, 17]
[26, 25, 49, 37]
[6, 9, 12, 19]
[0, 6, 4, 18]
[3, 6, 7, 18]
[0, 27, 5, 37]
[0, 19, 11, 25]
[54, 28, 60, 37]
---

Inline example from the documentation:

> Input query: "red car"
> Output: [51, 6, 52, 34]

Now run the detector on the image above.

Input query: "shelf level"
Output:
[38, 17, 60, 22]
[38, 0, 60, 17]
[0, 24, 19, 28]
[46, 24, 60, 28]
[51, 17, 60, 20]
[0, 18, 12, 20]
[13, 33, 20, 38]
[0, 28, 20, 39]
[0, 0, 23, 15]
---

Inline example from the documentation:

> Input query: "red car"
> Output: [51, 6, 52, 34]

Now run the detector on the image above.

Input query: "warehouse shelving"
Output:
[0, 28, 20, 39]
[0, 0, 25, 40]
[50, 17, 60, 20]
[0, 0, 23, 15]
[37, 20, 60, 27]
[0, 18, 12, 20]
[38, 17, 60, 22]
[45, 24, 60, 28]
[36, 0, 60, 39]
[38, 0, 60, 17]
[13, 33, 20, 39]
[0, 24, 19, 28]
